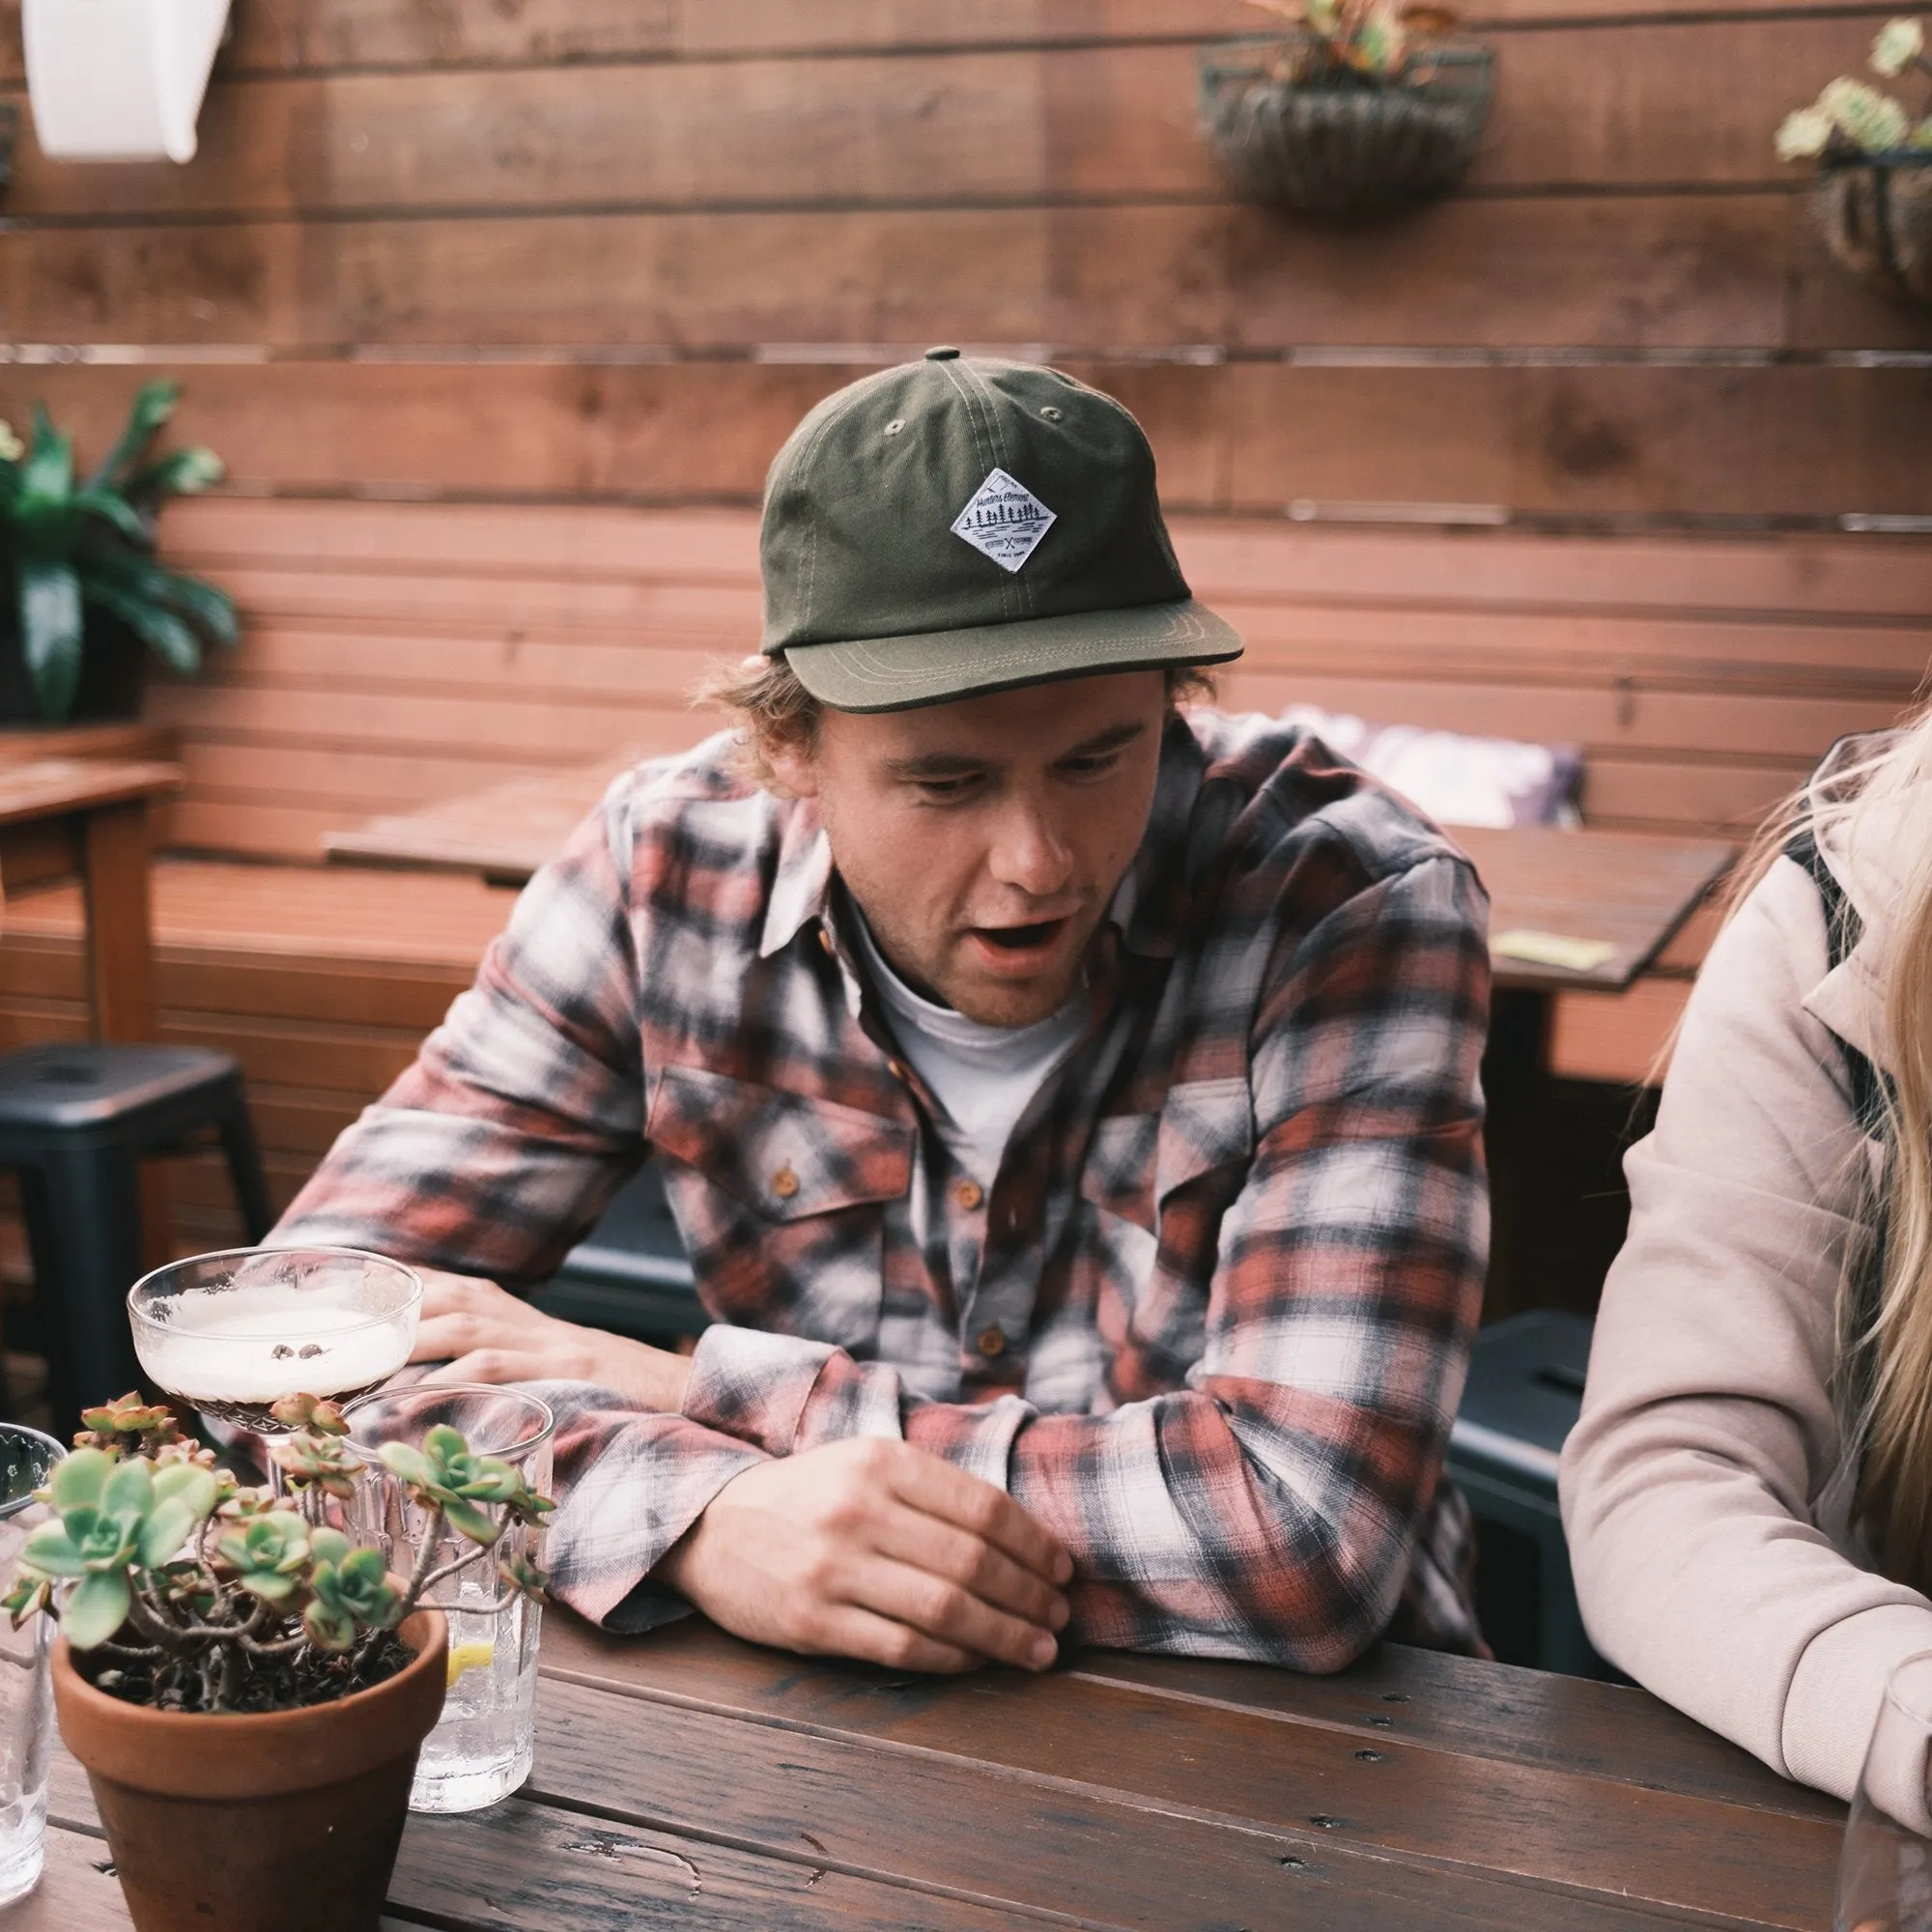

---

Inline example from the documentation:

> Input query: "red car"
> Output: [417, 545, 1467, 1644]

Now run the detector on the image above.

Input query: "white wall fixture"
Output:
[23, 0, 233, 163]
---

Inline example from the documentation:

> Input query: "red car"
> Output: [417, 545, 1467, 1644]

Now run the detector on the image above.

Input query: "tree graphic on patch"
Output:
[951, 469, 1057, 574]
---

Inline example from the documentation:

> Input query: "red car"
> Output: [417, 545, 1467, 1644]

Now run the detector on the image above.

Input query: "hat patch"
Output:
[951, 468, 1057, 574]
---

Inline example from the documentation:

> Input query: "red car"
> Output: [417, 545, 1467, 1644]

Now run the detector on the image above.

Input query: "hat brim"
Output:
[781, 599, 1243, 714]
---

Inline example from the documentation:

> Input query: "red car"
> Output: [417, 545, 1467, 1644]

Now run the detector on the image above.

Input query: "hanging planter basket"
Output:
[1199, 33, 1495, 217]
[1811, 151, 1932, 307]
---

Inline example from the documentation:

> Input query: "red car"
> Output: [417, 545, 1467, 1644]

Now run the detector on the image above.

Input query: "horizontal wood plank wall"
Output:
[0, 0, 1925, 522]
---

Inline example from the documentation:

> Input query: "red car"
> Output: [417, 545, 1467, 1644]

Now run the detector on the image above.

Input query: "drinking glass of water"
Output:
[0, 1424, 65, 1905]
[343, 1382, 554, 1814]
[1837, 1650, 1932, 1930]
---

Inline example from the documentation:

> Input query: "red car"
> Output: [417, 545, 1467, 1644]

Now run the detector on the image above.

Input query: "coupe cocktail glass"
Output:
[127, 1248, 422, 1464]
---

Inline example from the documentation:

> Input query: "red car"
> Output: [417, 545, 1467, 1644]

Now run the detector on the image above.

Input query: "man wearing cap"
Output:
[273, 351, 1491, 1675]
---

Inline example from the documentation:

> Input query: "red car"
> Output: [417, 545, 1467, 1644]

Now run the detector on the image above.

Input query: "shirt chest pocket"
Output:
[1080, 1076, 1255, 1237]
[647, 1064, 915, 1344]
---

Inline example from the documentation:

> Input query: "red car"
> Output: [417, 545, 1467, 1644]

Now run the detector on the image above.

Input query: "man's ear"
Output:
[765, 736, 820, 799]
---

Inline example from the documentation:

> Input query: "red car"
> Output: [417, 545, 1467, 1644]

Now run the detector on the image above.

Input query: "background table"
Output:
[0, 759, 182, 1043]
[326, 755, 1735, 995]
[35, 1614, 1843, 1930]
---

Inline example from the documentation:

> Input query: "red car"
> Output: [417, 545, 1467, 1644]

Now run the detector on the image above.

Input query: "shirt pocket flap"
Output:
[1154, 1076, 1254, 1201]
[1080, 1077, 1255, 1232]
[648, 1063, 914, 1221]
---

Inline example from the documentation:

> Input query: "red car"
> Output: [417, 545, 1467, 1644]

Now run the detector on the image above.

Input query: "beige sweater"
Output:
[1560, 828, 1932, 1804]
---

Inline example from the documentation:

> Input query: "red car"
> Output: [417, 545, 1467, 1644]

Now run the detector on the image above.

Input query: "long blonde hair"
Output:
[1726, 708, 1932, 1587]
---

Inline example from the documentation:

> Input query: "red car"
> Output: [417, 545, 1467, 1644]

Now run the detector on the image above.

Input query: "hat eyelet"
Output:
[883, 419, 905, 437]
[1039, 406, 1064, 421]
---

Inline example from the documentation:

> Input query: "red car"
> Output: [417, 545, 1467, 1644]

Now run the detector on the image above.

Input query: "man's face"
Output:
[773, 670, 1168, 1027]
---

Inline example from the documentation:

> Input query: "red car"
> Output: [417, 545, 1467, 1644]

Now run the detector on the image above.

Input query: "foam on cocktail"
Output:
[140, 1293, 410, 1408]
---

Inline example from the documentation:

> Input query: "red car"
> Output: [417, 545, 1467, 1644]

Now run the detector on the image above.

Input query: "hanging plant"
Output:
[1777, 17, 1932, 307]
[1198, 0, 1495, 218]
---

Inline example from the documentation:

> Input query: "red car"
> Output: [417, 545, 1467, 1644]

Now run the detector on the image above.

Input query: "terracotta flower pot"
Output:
[53, 1608, 447, 1932]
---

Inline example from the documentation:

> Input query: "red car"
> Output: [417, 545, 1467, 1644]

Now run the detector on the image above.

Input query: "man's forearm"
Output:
[674, 1327, 1454, 1670]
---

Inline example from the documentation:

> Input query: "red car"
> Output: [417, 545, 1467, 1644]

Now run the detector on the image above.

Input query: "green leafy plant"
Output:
[1, 1394, 551, 1715]
[0, 380, 238, 722]
[1777, 16, 1932, 160]
[1240, 0, 1462, 84]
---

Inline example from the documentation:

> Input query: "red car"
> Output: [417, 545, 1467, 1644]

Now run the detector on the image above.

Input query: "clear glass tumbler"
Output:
[1837, 1650, 1932, 1929]
[0, 1425, 65, 1905]
[343, 1382, 554, 1814]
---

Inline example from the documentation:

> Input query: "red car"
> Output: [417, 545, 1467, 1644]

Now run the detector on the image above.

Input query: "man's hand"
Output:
[410, 1269, 693, 1412]
[657, 1437, 1072, 1674]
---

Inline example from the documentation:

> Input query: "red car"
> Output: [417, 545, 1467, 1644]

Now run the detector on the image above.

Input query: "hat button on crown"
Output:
[923, 345, 960, 360]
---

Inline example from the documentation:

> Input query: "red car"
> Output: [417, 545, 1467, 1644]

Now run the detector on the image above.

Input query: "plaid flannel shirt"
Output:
[275, 710, 1491, 1665]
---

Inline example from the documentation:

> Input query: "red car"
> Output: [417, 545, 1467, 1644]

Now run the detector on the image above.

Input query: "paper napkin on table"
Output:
[1492, 929, 1619, 973]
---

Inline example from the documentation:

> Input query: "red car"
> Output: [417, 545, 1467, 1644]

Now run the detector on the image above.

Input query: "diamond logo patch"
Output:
[951, 468, 1057, 574]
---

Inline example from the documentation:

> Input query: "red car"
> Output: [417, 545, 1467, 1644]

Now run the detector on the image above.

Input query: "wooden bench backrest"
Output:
[155, 497, 1932, 863]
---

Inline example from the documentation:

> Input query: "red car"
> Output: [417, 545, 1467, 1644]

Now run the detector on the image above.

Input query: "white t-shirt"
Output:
[852, 911, 1085, 1185]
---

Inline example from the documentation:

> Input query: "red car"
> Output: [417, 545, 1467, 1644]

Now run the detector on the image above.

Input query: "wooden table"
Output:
[34, 1614, 1844, 1930]
[0, 758, 182, 1042]
[326, 756, 1736, 996]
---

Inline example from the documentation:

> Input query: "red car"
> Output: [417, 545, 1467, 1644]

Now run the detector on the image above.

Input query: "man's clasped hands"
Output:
[411, 1268, 1074, 1675]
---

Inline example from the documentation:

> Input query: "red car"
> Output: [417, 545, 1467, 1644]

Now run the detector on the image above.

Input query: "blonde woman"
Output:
[1563, 716, 1932, 1800]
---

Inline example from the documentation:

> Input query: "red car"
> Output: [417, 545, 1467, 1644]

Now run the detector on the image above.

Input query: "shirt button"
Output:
[976, 1325, 1008, 1359]
[770, 1166, 800, 1200]
[952, 1178, 984, 1211]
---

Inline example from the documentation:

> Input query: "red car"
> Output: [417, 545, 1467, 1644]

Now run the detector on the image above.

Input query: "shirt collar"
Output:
[1104, 715, 1208, 960]
[758, 795, 835, 960]
[755, 713, 1208, 964]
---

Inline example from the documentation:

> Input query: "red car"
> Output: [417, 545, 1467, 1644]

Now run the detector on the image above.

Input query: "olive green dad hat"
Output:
[759, 348, 1242, 712]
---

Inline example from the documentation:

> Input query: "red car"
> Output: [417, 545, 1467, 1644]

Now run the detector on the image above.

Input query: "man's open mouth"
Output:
[976, 919, 1066, 952]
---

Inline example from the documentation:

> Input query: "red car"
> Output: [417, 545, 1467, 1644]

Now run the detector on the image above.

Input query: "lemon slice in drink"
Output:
[445, 1640, 496, 1688]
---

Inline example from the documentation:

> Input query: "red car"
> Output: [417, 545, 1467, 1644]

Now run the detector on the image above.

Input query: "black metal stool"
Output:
[0, 1044, 272, 1429]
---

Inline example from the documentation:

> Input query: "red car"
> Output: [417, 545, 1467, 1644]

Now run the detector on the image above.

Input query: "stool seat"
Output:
[0, 1045, 245, 1136]
[0, 1042, 272, 1432]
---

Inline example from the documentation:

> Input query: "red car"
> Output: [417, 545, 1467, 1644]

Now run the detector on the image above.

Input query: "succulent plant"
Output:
[378, 1425, 552, 1548]
[1239, 0, 1457, 85]
[1777, 16, 1932, 161]
[0, 1395, 551, 1712]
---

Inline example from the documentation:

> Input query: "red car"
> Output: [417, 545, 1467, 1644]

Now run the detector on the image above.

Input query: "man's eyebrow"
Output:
[1059, 721, 1147, 760]
[884, 750, 996, 780]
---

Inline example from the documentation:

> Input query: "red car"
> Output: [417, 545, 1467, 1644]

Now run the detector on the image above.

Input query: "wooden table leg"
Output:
[80, 801, 157, 1043]
[79, 800, 172, 1270]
